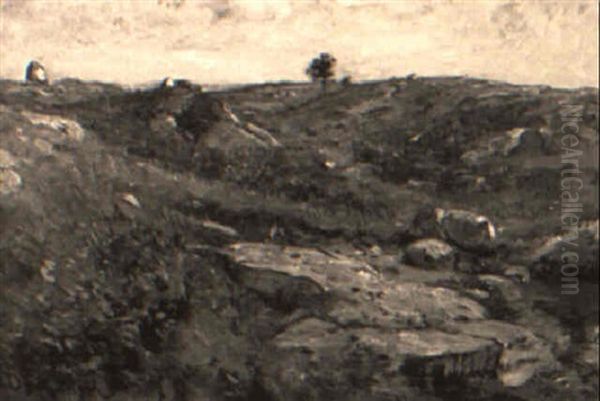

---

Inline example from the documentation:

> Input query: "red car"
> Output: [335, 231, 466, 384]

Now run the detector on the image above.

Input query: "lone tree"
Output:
[305, 52, 337, 92]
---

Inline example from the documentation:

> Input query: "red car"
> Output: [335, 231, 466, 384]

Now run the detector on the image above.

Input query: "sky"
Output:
[0, 0, 598, 88]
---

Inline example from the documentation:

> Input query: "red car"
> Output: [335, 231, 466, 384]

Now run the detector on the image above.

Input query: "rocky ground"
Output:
[0, 76, 598, 401]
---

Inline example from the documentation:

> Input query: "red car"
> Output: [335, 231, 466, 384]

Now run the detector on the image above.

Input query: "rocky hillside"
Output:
[0, 76, 598, 401]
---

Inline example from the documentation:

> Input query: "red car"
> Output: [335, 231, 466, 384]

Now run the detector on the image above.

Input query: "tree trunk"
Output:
[320, 79, 327, 93]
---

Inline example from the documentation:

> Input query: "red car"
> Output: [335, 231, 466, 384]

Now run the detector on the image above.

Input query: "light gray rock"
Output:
[0, 169, 22, 195]
[435, 208, 496, 252]
[405, 238, 454, 269]
[230, 243, 486, 329]
[530, 220, 599, 280]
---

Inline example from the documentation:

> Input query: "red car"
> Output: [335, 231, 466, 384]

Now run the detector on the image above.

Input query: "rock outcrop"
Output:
[229, 242, 558, 398]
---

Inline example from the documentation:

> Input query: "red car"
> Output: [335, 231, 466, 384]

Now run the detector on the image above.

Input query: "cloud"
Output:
[0, 0, 597, 87]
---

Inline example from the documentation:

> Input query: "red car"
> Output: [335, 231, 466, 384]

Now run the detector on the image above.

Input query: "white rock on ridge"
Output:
[161, 77, 175, 88]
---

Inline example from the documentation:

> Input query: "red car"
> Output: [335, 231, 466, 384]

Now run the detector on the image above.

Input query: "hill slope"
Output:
[0, 77, 598, 401]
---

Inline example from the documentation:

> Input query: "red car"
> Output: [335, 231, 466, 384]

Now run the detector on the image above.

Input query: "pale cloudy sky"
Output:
[0, 0, 598, 88]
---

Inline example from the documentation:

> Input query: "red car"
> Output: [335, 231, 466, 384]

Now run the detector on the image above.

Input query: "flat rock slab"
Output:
[261, 317, 502, 400]
[229, 242, 380, 292]
[230, 243, 487, 329]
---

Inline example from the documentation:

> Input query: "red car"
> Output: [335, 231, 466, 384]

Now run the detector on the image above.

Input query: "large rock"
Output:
[261, 317, 556, 399]
[229, 243, 487, 329]
[452, 320, 558, 387]
[405, 238, 454, 269]
[259, 317, 502, 401]
[435, 208, 496, 252]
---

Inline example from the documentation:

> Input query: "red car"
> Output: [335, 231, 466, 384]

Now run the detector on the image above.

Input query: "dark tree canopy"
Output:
[305, 53, 337, 90]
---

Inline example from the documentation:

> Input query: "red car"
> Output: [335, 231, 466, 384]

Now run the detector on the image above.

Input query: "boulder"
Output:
[504, 127, 548, 156]
[435, 208, 496, 252]
[405, 238, 454, 269]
